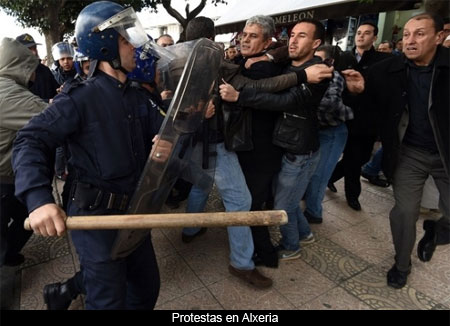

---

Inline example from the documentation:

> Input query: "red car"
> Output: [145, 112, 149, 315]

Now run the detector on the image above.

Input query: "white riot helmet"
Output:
[52, 42, 75, 61]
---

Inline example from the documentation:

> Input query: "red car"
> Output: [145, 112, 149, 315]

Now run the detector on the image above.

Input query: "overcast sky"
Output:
[0, 0, 237, 58]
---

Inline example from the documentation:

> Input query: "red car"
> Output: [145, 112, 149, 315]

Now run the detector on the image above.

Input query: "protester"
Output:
[367, 13, 449, 289]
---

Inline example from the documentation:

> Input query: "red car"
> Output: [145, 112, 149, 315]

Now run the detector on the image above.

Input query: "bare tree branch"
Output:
[162, 0, 186, 25]
[187, 0, 207, 20]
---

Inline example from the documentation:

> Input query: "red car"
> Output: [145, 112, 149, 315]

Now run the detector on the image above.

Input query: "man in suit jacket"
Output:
[367, 13, 449, 289]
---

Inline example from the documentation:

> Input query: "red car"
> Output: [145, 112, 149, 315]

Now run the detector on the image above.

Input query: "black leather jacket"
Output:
[236, 56, 329, 154]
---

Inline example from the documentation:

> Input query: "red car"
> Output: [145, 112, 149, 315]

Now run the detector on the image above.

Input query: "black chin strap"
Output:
[108, 59, 131, 76]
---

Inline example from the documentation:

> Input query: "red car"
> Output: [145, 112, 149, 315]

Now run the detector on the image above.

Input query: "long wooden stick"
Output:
[24, 210, 287, 231]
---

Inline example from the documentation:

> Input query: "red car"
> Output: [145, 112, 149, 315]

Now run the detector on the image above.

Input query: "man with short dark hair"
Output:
[220, 19, 340, 261]
[327, 21, 391, 212]
[394, 38, 403, 55]
[442, 17, 450, 39]
[225, 45, 239, 63]
[367, 13, 449, 289]
[377, 40, 393, 53]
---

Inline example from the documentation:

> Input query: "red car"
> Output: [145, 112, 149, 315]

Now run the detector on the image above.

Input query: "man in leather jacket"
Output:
[220, 19, 339, 261]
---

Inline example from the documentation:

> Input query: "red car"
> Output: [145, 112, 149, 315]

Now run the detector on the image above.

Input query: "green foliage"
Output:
[0, 0, 226, 38]
[0, 0, 160, 38]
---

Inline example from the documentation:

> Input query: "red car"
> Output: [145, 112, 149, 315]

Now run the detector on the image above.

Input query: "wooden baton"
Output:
[24, 210, 287, 231]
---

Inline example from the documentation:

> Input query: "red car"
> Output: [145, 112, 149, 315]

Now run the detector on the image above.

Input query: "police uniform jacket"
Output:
[13, 71, 164, 214]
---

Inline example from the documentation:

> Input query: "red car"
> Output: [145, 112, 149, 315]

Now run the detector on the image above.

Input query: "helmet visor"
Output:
[95, 7, 148, 48]
[52, 42, 75, 61]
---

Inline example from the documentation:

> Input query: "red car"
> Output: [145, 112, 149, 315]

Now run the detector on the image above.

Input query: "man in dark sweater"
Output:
[367, 13, 449, 289]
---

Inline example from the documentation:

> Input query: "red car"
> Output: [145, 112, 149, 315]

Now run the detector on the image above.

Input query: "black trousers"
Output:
[0, 183, 32, 264]
[242, 171, 278, 266]
[329, 133, 377, 201]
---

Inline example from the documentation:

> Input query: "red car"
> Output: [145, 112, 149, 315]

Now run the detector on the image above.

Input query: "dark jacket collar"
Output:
[434, 45, 449, 68]
[352, 46, 376, 57]
[288, 55, 322, 72]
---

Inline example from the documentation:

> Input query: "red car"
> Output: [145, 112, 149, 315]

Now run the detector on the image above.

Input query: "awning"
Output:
[215, 0, 418, 34]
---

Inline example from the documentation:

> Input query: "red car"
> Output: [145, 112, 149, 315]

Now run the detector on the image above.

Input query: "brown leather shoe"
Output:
[228, 265, 273, 289]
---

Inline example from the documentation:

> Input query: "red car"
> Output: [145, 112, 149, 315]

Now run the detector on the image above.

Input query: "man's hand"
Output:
[219, 79, 239, 102]
[28, 203, 67, 237]
[341, 69, 365, 94]
[151, 135, 173, 163]
[245, 55, 270, 69]
[304, 64, 334, 83]
[204, 99, 216, 119]
[160, 90, 173, 101]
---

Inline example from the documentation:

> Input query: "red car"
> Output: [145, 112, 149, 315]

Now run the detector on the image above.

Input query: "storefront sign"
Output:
[273, 10, 315, 25]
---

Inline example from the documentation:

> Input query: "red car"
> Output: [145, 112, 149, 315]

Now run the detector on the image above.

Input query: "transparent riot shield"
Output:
[111, 38, 222, 259]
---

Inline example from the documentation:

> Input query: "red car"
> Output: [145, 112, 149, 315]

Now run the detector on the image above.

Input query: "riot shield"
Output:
[111, 38, 222, 259]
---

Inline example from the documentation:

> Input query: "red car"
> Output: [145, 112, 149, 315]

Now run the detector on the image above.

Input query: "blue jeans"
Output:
[275, 151, 320, 251]
[362, 146, 383, 177]
[183, 142, 254, 270]
[304, 124, 348, 219]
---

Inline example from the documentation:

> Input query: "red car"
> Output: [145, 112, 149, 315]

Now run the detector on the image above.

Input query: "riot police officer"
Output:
[51, 42, 76, 86]
[13, 1, 163, 310]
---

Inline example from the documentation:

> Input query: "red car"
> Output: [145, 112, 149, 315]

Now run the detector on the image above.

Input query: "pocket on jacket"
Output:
[88, 120, 134, 180]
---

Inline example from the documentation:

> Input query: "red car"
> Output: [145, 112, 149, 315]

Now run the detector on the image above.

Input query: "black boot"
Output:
[417, 220, 437, 262]
[387, 264, 411, 289]
[43, 281, 75, 310]
[346, 198, 361, 211]
[327, 182, 337, 193]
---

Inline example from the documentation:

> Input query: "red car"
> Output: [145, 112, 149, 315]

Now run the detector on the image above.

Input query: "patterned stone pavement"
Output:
[1, 178, 449, 310]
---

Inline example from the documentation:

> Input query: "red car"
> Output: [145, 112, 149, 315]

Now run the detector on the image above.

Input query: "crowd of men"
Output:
[0, 0, 448, 309]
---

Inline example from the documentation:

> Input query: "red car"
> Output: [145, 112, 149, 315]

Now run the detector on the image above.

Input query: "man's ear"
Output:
[435, 30, 444, 45]
[312, 39, 322, 51]
[263, 38, 273, 50]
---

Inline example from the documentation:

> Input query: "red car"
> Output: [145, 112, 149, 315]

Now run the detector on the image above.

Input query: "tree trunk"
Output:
[44, 0, 66, 65]
[43, 32, 54, 65]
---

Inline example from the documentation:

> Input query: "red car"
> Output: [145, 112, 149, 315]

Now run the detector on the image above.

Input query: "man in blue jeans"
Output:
[303, 45, 357, 225]
[181, 16, 326, 284]
[180, 17, 272, 289]
[361, 146, 390, 187]
[220, 19, 333, 261]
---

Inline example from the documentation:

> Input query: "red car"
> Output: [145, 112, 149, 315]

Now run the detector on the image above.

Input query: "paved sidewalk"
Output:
[1, 178, 449, 310]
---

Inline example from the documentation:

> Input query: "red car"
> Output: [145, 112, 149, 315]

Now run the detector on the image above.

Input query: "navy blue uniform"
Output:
[13, 71, 164, 309]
